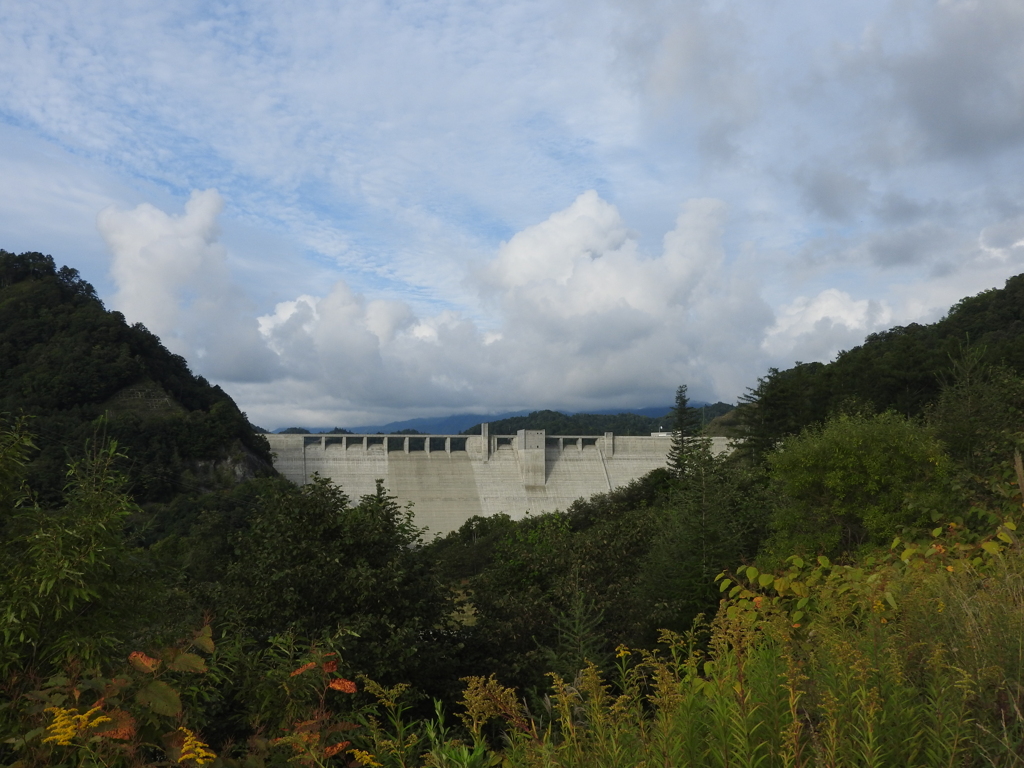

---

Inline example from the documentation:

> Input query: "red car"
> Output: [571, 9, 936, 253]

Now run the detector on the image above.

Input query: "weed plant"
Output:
[461, 515, 1024, 768]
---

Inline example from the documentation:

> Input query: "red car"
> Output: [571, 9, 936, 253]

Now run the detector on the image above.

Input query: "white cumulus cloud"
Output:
[99, 189, 279, 382]
[243, 190, 775, 426]
[763, 289, 893, 361]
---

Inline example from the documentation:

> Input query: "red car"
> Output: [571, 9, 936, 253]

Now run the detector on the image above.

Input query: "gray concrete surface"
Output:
[266, 429, 732, 536]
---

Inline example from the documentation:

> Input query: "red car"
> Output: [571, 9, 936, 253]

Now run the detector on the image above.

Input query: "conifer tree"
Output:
[667, 384, 705, 476]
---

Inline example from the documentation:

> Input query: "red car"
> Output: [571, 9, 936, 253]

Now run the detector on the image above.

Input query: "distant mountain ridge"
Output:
[273, 403, 735, 436]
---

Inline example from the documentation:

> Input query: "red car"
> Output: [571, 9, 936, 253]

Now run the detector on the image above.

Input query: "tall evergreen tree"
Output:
[667, 384, 704, 476]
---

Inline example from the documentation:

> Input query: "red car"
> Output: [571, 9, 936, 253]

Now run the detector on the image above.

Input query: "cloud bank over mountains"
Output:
[5, 0, 1024, 426]
[99, 189, 902, 428]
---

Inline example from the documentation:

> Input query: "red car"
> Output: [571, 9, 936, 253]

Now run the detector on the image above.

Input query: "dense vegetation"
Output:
[0, 250, 274, 509]
[736, 273, 1024, 460]
[1, 255, 1023, 766]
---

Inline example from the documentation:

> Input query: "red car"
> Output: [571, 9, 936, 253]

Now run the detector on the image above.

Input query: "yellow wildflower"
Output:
[349, 748, 383, 767]
[43, 706, 111, 747]
[178, 727, 216, 766]
[615, 644, 631, 659]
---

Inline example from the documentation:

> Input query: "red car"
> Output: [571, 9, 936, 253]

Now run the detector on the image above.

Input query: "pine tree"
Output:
[667, 384, 705, 476]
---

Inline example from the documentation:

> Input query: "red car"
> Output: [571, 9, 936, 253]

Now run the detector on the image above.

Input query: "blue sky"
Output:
[3, 0, 1024, 429]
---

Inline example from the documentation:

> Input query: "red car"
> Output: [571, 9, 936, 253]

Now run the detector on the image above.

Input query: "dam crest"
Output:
[267, 428, 731, 535]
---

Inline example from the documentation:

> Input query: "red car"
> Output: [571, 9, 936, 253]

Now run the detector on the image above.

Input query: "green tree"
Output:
[734, 364, 831, 462]
[930, 350, 1024, 476]
[537, 575, 611, 680]
[462, 474, 668, 691]
[634, 448, 772, 638]
[667, 384, 704, 476]
[765, 411, 953, 562]
[220, 476, 454, 689]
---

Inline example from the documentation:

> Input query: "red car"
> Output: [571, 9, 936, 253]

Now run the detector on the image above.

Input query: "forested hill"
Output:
[0, 250, 274, 504]
[462, 403, 735, 436]
[739, 271, 1024, 456]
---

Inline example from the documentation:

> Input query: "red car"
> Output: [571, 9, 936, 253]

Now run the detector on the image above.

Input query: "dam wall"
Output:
[266, 429, 732, 536]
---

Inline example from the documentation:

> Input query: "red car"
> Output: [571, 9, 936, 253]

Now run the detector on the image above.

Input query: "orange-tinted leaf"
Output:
[328, 678, 357, 693]
[95, 709, 136, 740]
[128, 652, 161, 674]
[324, 741, 351, 757]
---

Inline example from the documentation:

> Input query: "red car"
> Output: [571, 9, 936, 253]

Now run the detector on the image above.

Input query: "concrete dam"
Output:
[267, 428, 732, 535]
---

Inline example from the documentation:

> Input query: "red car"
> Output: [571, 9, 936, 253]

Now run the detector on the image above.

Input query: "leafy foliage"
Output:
[766, 411, 952, 561]
[0, 432, 138, 675]
[929, 351, 1024, 476]
[0, 250, 273, 505]
[736, 272, 1024, 458]
[439, 456, 770, 692]
[216, 476, 457, 692]
[455, 478, 665, 690]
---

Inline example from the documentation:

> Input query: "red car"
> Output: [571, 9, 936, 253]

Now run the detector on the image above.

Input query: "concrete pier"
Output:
[266, 428, 731, 536]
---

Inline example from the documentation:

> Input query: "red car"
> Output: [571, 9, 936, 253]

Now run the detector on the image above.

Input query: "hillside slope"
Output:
[0, 250, 274, 504]
[738, 272, 1024, 455]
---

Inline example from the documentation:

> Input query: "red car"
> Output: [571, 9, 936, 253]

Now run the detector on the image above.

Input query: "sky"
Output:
[3, 0, 1024, 429]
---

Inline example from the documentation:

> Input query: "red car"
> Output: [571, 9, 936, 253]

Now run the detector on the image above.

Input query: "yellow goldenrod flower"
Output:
[349, 748, 383, 767]
[43, 706, 112, 747]
[42, 708, 77, 747]
[178, 727, 216, 766]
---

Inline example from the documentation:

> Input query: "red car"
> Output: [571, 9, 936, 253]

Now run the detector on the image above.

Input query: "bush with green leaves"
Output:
[765, 411, 954, 561]
[1, 424, 143, 677]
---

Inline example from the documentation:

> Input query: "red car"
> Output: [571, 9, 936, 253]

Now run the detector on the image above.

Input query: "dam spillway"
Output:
[266, 428, 731, 536]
